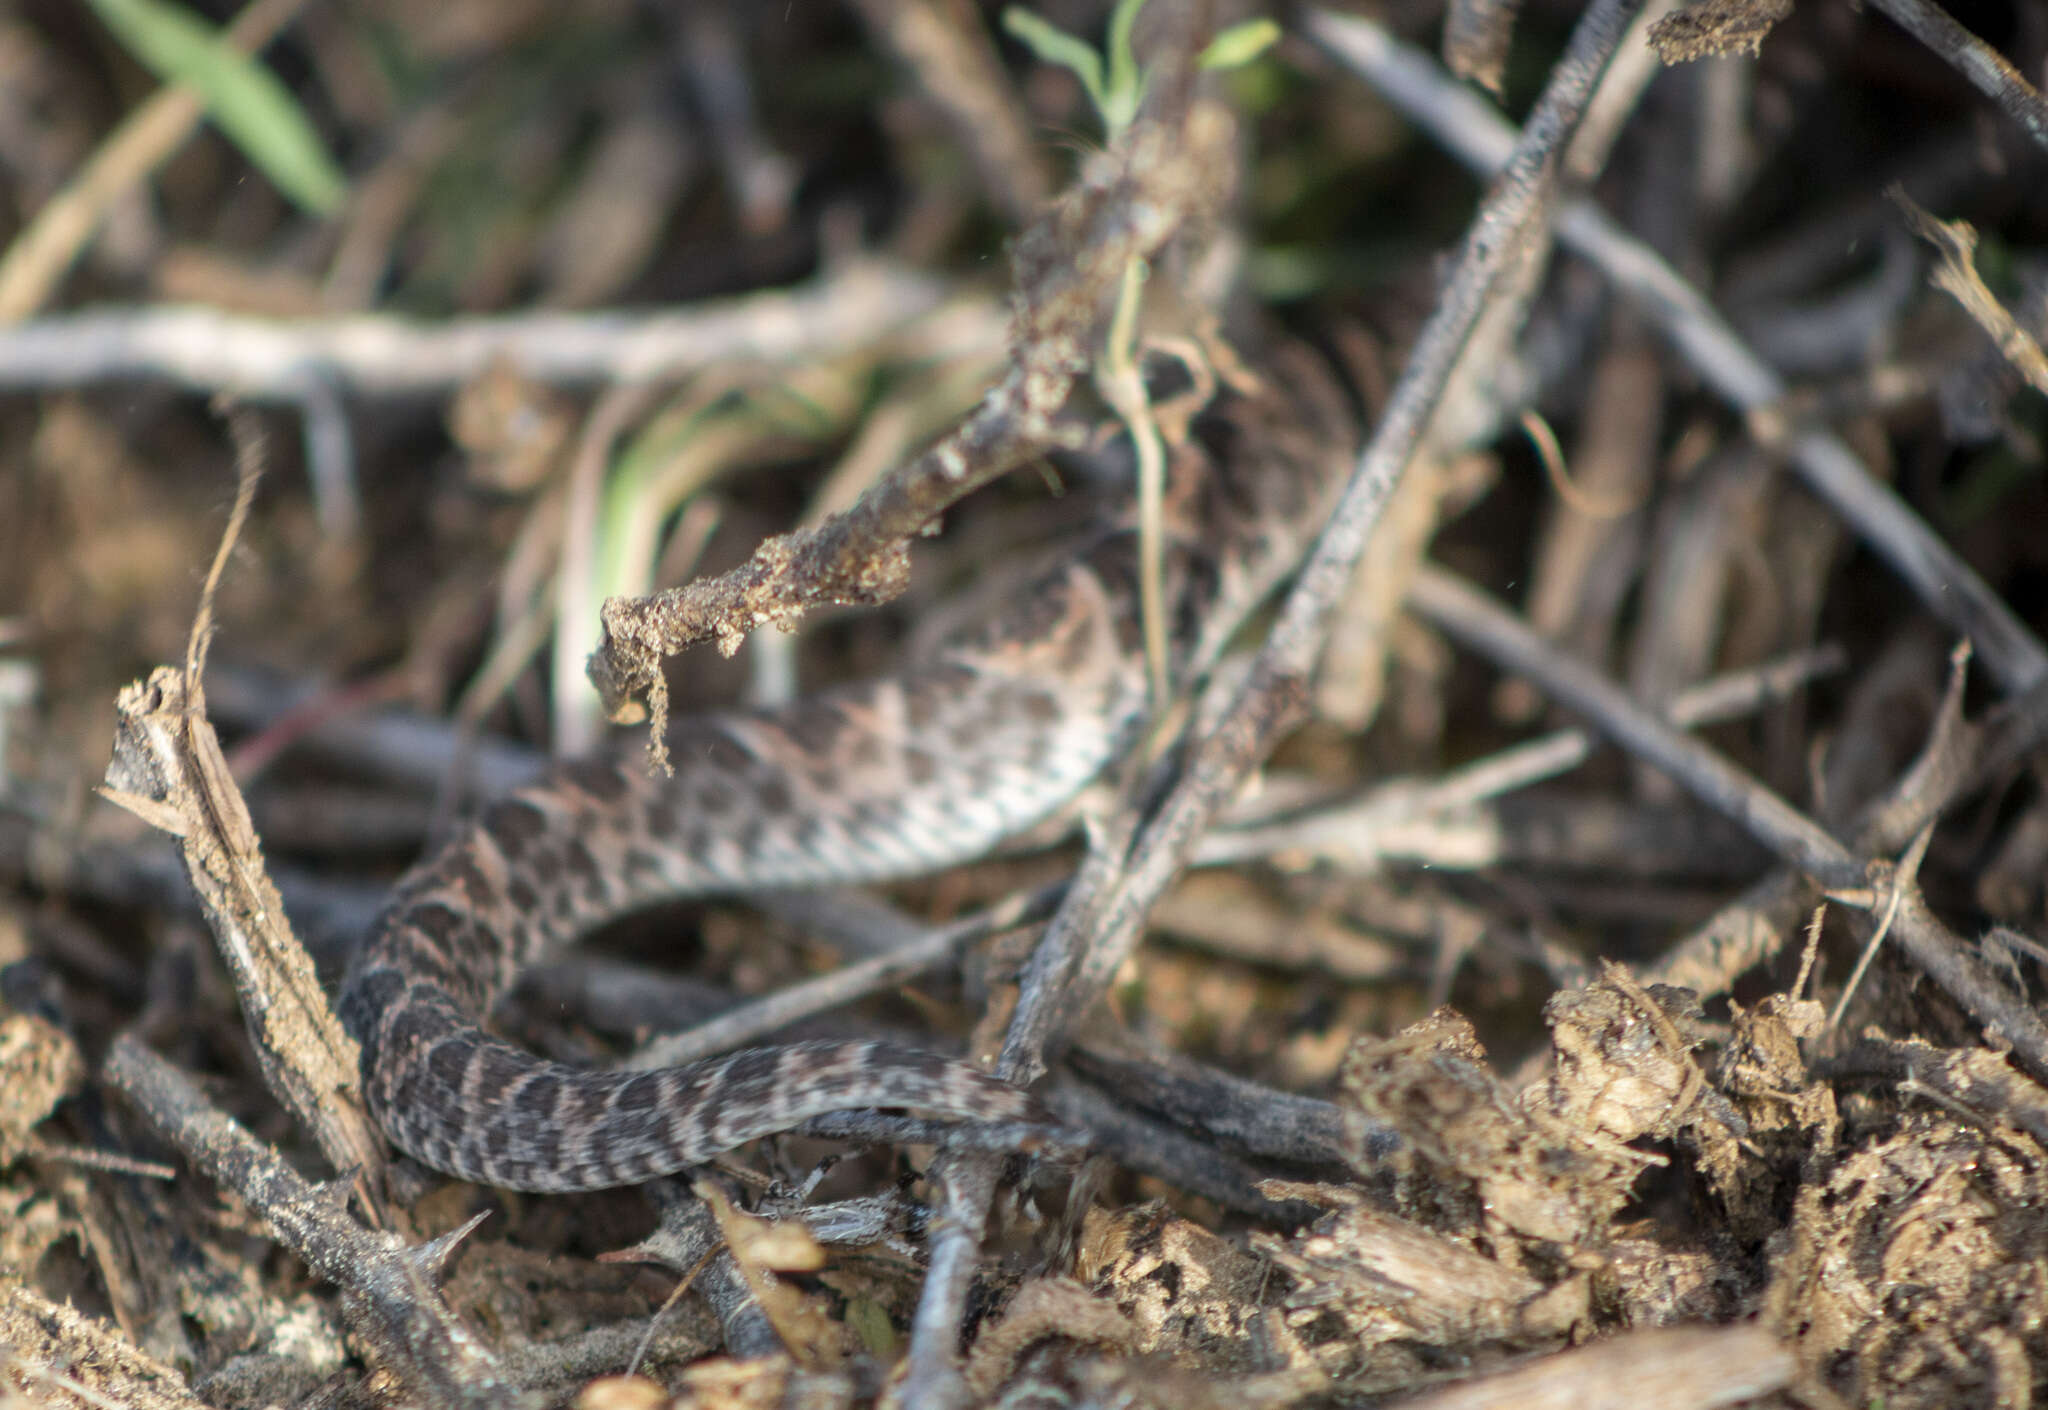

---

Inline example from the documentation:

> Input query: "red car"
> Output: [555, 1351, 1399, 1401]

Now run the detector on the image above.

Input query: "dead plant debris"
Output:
[4, 1, 2048, 1407]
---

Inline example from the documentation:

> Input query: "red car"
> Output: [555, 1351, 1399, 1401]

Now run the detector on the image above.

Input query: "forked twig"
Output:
[901, 0, 1647, 1398]
[585, 97, 1234, 767]
[97, 416, 388, 1205]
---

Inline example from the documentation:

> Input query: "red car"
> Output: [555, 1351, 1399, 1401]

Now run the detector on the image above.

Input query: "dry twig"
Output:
[96, 423, 386, 1201]
[900, 0, 1648, 1398]
[585, 108, 1234, 767]
[102, 1037, 510, 1408]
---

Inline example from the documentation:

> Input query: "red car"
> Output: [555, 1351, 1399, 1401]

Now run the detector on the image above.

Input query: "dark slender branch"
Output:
[1038, 1079, 1330, 1225]
[103, 1037, 516, 1408]
[903, 3, 1647, 1399]
[1005, 0, 1651, 1086]
[1867, 0, 2048, 152]
[1406, 563, 2048, 1086]
[1407, 567, 1858, 888]
[622, 883, 1065, 1071]
[1063, 1036, 1394, 1170]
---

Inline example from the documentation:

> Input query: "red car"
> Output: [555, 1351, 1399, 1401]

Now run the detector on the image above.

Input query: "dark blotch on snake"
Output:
[562, 759, 629, 802]
[483, 798, 548, 862]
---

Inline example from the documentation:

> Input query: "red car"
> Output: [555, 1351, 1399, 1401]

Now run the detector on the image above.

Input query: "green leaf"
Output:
[1200, 18, 1282, 71]
[88, 0, 345, 215]
[1002, 8, 1107, 116]
[1102, 0, 1149, 134]
[844, 1296, 898, 1358]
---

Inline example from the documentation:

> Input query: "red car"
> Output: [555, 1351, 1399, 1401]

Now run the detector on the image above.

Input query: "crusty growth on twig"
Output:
[586, 92, 1233, 768]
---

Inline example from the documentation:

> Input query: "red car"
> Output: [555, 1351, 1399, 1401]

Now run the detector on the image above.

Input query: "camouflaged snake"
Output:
[336, 352, 1354, 1192]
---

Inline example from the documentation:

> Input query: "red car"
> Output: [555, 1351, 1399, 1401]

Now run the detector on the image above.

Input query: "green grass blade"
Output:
[1200, 19, 1282, 70]
[88, 0, 345, 215]
[1002, 7, 1108, 116]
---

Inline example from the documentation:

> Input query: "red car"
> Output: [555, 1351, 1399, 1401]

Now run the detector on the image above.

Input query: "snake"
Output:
[335, 346, 1356, 1192]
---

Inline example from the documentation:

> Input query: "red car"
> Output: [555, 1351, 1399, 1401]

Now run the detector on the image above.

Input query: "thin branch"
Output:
[0, 260, 975, 395]
[1406, 563, 2048, 1086]
[619, 882, 1066, 1070]
[1407, 567, 1858, 887]
[903, 1, 1646, 1399]
[1194, 643, 1844, 869]
[1867, 0, 2048, 153]
[103, 1037, 510, 1407]
[585, 101, 1235, 751]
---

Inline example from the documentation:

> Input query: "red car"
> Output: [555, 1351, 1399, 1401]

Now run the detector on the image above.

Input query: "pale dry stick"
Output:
[0, 0, 311, 322]
[1404, 564, 2048, 1085]
[843, 0, 1056, 227]
[585, 102, 1235, 756]
[1192, 643, 1845, 868]
[1828, 820, 1935, 1027]
[1866, 0, 2048, 152]
[902, 3, 1649, 1401]
[99, 422, 388, 1201]
[0, 261, 974, 394]
[621, 882, 1066, 1071]
[1307, 7, 2048, 697]
[1398, 1323, 1794, 1410]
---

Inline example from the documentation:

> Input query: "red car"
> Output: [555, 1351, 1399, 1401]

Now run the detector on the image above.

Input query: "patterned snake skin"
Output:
[336, 352, 1356, 1191]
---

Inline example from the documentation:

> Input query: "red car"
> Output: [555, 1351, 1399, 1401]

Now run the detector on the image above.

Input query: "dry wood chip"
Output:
[0, 1282, 210, 1410]
[659, 1353, 791, 1409]
[1077, 1202, 1274, 1365]
[1340, 1007, 1650, 1247]
[0, 1009, 82, 1164]
[1394, 1323, 1794, 1410]
[1692, 993, 1837, 1242]
[1251, 1180, 1560, 1366]
[575, 1372, 676, 1410]
[697, 1183, 845, 1371]
[1770, 1104, 2048, 1408]
[1646, 0, 1793, 61]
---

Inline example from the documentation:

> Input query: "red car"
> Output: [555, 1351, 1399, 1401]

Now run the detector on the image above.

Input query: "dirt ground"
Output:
[5, 1, 2048, 1407]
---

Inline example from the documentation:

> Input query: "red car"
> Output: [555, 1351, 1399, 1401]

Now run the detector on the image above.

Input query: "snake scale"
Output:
[336, 348, 1356, 1192]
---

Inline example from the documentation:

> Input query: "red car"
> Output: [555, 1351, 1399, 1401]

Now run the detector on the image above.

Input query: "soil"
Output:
[4, 2, 2048, 1407]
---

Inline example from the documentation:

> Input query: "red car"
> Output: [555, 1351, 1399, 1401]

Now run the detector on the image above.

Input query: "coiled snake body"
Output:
[337, 355, 1354, 1191]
